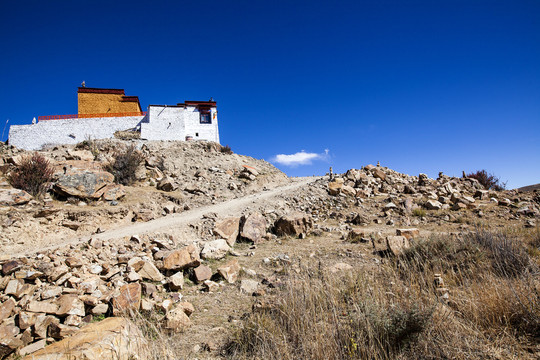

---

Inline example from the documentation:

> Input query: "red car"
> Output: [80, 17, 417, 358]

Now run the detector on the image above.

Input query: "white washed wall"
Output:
[140, 106, 186, 141]
[183, 106, 220, 143]
[140, 105, 219, 143]
[8, 115, 145, 150]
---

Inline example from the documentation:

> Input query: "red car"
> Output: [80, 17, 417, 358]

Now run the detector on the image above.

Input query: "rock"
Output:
[217, 259, 240, 283]
[55, 294, 85, 317]
[18, 339, 46, 357]
[112, 283, 142, 315]
[0, 189, 33, 206]
[0, 298, 16, 321]
[46, 265, 69, 282]
[92, 303, 109, 315]
[274, 212, 313, 237]
[157, 176, 177, 192]
[65, 257, 83, 268]
[178, 301, 195, 316]
[240, 279, 259, 295]
[168, 272, 184, 291]
[24, 317, 147, 360]
[165, 307, 192, 332]
[162, 244, 201, 270]
[54, 168, 114, 199]
[372, 168, 386, 181]
[34, 314, 59, 339]
[329, 262, 353, 273]
[328, 179, 343, 195]
[202, 280, 220, 292]
[201, 239, 230, 260]
[5, 279, 34, 299]
[18, 311, 40, 329]
[101, 184, 126, 201]
[0, 324, 23, 358]
[396, 228, 420, 240]
[48, 323, 80, 339]
[341, 185, 356, 197]
[213, 217, 240, 246]
[137, 261, 164, 282]
[425, 200, 442, 210]
[499, 198, 511, 206]
[239, 212, 267, 243]
[351, 213, 370, 225]
[2, 260, 22, 275]
[384, 202, 397, 210]
[193, 265, 213, 283]
[386, 235, 410, 256]
[67, 149, 95, 161]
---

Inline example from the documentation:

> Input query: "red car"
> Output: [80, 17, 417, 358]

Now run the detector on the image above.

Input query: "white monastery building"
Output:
[8, 86, 220, 150]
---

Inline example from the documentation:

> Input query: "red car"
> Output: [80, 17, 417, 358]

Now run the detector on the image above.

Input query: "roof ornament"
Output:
[209, 97, 214, 102]
[81, 81, 86, 87]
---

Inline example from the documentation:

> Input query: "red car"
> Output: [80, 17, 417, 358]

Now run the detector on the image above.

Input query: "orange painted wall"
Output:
[78, 92, 141, 115]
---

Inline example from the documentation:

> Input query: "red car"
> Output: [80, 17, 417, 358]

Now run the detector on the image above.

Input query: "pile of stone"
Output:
[0, 209, 313, 358]
[0, 233, 204, 358]
[327, 165, 540, 221]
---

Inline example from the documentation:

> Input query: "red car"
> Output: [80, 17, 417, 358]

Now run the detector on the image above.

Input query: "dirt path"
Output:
[14, 176, 321, 258]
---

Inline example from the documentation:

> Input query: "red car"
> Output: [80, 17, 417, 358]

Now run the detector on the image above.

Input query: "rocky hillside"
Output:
[0, 144, 538, 359]
[0, 140, 289, 254]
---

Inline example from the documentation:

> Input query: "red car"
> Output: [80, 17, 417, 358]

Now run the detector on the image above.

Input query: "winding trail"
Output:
[15, 176, 321, 258]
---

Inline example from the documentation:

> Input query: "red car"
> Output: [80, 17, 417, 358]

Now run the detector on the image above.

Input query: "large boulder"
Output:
[274, 212, 313, 237]
[112, 283, 141, 315]
[200, 239, 230, 260]
[162, 244, 201, 271]
[328, 178, 344, 195]
[213, 217, 240, 246]
[0, 189, 32, 206]
[239, 212, 267, 243]
[54, 166, 114, 199]
[23, 317, 147, 360]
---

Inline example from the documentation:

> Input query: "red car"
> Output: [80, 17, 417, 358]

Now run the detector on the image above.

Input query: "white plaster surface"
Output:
[9, 104, 219, 150]
[9, 116, 145, 150]
[140, 105, 219, 143]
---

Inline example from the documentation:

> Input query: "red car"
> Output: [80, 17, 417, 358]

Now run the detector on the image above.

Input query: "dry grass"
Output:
[225, 229, 540, 359]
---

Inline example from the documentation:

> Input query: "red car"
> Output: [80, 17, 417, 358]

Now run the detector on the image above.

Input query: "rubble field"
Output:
[0, 140, 538, 359]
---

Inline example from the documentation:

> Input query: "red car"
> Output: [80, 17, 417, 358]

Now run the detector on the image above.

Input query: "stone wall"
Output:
[8, 116, 145, 150]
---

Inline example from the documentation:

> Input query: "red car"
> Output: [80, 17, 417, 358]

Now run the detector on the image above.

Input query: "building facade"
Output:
[8, 87, 219, 150]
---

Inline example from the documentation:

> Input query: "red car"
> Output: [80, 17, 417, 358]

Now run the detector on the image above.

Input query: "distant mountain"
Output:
[517, 183, 540, 192]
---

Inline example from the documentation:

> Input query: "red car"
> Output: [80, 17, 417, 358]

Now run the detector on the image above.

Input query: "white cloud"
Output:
[272, 149, 330, 167]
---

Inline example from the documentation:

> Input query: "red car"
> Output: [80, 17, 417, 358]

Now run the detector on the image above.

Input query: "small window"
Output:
[195, 132, 199, 137]
[200, 112, 211, 124]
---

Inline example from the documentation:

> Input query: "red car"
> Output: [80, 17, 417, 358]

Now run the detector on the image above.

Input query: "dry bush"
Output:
[220, 144, 233, 154]
[466, 169, 506, 191]
[105, 144, 144, 185]
[397, 230, 539, 342]
[120, 309, 176, 360]
[227, 229, 539, 359]
[226, 268, 443, 360]
[8, 152, 54, 196]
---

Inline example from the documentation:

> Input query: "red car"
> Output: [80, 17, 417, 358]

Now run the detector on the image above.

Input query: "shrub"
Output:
[466, 169, 506, 191]
[106, 144, 144, 185]
[76, 136, 99, 159]
[8, 152, 54, 196]
[466, 229, 532, 278]
[412, 208, 426, 217]
[220, 144, 233, 154]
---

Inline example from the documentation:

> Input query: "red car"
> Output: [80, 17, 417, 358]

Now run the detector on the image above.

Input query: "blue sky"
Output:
[1, 0, 539, 188]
